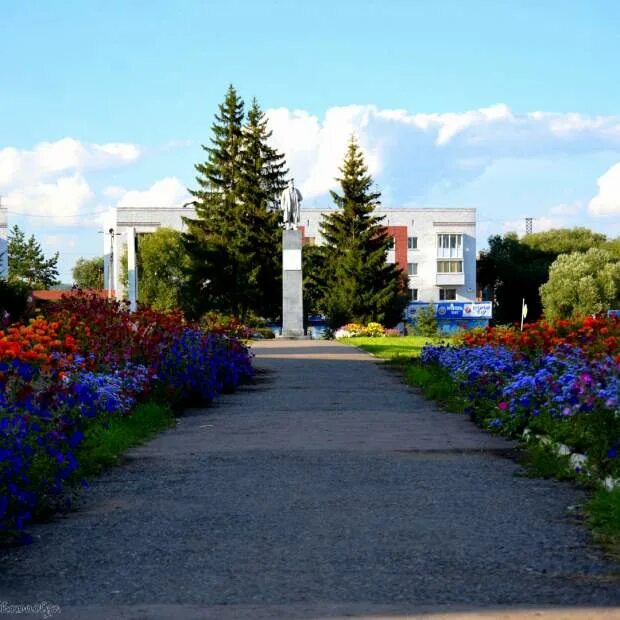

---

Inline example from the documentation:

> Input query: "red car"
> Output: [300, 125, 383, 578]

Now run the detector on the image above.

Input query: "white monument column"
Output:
[112, 230, 121, 298]
[127, 227, 138, 312]
[103, 227, 114, 297]
[280, 179, 305, 338]
[281, 229, 304, 337]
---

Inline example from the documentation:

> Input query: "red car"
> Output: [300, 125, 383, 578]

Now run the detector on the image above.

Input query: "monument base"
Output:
[282, 229, 304, 339]
[277, 331, 310, 339]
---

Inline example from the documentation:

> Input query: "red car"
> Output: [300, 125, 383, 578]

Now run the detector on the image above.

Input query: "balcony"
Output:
[436, 272, 464, 286]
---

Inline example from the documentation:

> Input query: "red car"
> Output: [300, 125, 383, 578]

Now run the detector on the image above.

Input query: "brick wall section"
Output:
[386, 225, 408, 273]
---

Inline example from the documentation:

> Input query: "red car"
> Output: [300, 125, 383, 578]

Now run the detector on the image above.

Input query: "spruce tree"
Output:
[238, 98, 288, 318]
[182, 85, 248, 318]
[317, 137, 407, 328]
[8, 225, 60, 289]
[183, 87, 288, 320]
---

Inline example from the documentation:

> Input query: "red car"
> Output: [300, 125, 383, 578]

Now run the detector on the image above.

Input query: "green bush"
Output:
[252, 327, 275, 339]
[411, 303, 439, 337]
[587, 487, 620, 547]
[0, 279, 31, 324]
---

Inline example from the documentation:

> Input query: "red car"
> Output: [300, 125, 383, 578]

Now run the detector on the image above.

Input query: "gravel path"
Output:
[1, 340, 618, 619]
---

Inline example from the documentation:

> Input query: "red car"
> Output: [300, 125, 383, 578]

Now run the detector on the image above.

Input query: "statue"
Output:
[280, 179, 303, 230]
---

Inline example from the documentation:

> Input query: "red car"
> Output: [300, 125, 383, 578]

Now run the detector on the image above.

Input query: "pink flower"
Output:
[498, 401, 508, 410]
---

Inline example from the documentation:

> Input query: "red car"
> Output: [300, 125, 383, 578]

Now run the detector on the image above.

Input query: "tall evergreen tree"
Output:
[316, 137, 407, 327]
[182, 86, 288, 320]
[238, 98, 288, 318]
[8, 225, 60, 289]
[182, 85, 247, 318]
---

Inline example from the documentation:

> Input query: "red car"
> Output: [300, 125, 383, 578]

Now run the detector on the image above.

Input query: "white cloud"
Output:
[0, 148, 23, 187]
[549, 201, 583, 216]
[6, 174, 93, 225]
[266, 104, 620, 204]
[92, 142, 140, 163]
[0, 137, 141, 189]
[588, 162, 620, 216]
[103, 185, 127, 199]
[43, 234, 76, 249]
[114, 176, 189, 208]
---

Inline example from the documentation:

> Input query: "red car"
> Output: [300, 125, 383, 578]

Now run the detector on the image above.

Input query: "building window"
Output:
[407, 262, 418, 276]
[437, 234, 463, 258]
[436, 260, 463, 273]
[439, 288, 457, 301]
[407, 236, 417, 249]
[387, 236, 395, 250]
[410, 288, 418, 301]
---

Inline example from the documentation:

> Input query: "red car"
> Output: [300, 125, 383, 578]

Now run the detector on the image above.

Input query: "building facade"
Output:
[105, 205, 477, 305]
[103, 206, 190, 295]
[299, 207, 477, 304]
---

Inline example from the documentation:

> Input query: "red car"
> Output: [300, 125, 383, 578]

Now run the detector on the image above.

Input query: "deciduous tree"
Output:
[477, 233, 551, 324]
[522, 227, 607, 255]
[72, 256, 104, 289]
[479, 228, 620, 324]
[137, 228, 189, 311]
[540, 248, 620, 319]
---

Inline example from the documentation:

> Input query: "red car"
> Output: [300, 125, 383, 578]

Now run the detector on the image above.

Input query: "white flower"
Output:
[334, 329, 352, 339]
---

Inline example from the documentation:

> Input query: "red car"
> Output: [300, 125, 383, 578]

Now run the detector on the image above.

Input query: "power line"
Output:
[2, 204, 188, 218]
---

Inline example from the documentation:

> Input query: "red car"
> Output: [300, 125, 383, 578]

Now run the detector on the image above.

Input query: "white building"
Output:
[103, 206, 191, 295]
[106, 205, 477, 304]
[300, 207, 477, 304]
[0, 203, 7, 280]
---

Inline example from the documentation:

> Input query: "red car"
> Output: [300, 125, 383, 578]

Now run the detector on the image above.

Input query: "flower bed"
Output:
[459, 315, 620, 360]
[335, 322, 385, 338]
[0, 292, 253, 541]
[421, 316, 619, 482]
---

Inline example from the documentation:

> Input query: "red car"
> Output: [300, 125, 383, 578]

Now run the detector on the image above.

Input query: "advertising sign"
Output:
[436, 303, 464, 318]
[463, 302, 493, 318]
[406, 301, 492, 320]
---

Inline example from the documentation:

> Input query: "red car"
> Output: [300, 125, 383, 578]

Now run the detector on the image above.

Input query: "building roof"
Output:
[31, 289, 112, 301]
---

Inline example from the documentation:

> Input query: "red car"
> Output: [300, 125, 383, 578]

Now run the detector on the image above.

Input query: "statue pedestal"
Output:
[281, 229, 305, 338]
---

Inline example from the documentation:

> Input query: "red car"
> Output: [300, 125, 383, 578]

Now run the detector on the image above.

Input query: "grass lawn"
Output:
[344, 335, 445, 360]
[76, 401, 175, 477]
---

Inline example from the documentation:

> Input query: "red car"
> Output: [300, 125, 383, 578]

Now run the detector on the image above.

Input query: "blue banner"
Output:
[436, 302, 464, 318]
[406, 301, 492, 320]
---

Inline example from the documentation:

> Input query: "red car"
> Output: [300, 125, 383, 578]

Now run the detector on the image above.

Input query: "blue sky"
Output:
[1, 0, 619, 281]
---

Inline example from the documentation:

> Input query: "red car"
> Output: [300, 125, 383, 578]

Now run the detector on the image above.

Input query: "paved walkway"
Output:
[1, 340, 619, 619]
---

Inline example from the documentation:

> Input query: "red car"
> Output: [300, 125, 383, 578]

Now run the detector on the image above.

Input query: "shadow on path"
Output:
[0, 340, 618, 619]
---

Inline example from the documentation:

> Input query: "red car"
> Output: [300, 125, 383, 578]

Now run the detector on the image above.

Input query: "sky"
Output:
[1, 0, 619, 282]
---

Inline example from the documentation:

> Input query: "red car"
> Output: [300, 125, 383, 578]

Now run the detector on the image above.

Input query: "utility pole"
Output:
[103, 228, 121, 298]
[0, 196, 7, 280]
